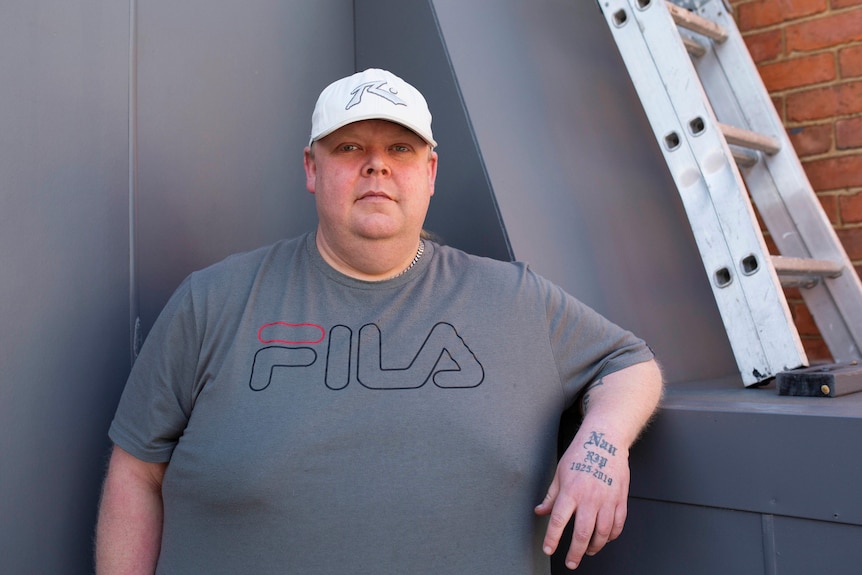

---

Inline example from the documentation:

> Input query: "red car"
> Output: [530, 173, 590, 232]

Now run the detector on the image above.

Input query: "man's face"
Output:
[304, 119, 437, 245]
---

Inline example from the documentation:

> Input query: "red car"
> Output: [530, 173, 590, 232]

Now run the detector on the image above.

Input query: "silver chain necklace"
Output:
[388, 239, 425, 280]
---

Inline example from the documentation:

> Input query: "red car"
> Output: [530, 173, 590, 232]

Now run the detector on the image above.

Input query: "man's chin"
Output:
[352, 218, 404, 240]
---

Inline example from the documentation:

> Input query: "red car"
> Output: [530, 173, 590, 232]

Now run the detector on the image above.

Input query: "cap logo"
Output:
[345, 81, 406, 110]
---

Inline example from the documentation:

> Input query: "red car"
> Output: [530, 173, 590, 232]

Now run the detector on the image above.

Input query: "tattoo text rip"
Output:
[568, 430, 618, 486]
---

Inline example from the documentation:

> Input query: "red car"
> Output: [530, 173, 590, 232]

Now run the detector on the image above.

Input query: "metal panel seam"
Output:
[129, 0, 140, 365]
[762, 513, 778, 575]
[426, 0, 514, 261]
[352, 0, 358, 72]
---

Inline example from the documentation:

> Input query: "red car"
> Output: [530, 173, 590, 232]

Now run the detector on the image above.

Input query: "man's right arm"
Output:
[95, 444, 167, 575]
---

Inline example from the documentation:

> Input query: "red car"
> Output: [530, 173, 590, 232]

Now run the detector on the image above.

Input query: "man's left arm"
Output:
[534, 358, 663, 570]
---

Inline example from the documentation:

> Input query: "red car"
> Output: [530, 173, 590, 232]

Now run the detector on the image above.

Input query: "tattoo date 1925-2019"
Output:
[569, 462, 613, 486]
[568, 430, 619, 486]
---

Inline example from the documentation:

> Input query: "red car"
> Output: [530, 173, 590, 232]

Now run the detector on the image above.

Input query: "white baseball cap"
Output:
[309, 68, 436, 148]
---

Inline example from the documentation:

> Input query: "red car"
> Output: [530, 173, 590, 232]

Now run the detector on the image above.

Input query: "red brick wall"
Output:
[730, 0, 862, 360]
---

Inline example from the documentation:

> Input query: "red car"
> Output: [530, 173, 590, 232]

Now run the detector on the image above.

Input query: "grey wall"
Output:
[4, 1, 855, 574]
[0, 2, 131, 572]
[134, 0, 354, 335]
[0, 1, 353, 572]
[355, 0, 513, 263]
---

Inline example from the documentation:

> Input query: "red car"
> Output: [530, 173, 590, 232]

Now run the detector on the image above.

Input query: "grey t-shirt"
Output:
[110, 233, 653, 574]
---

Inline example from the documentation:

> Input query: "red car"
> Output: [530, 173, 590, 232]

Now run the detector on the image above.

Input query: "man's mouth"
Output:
[358, 191, 392, 201]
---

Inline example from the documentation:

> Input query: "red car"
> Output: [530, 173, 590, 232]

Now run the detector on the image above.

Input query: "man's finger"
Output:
[610, 499, 627, 541]
[534, 477, 560, 516]
[585, 505, 616, 556]
[539, 493, 576, 557]
[563, 503, 598, 570]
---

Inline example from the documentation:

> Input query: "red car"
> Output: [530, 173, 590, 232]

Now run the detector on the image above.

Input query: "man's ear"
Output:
[303, 146, 316, 194]
[428, 150, 438, 197]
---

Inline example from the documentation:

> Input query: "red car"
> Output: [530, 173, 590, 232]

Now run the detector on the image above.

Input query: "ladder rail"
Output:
[689, 1, 862, 361]
[600, 0, 807, 385]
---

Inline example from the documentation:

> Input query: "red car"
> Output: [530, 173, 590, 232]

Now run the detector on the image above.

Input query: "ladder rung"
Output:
[778, 277, 820, 289]
[771, 256, 844, 278]
[666, 1, 728, 43]
[682, 35, 707, 58]
[719, 122, 781, 155]
[730, 146, 758, 168]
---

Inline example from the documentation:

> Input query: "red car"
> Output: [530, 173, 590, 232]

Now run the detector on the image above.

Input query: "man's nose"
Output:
[363, 151, 390, 176]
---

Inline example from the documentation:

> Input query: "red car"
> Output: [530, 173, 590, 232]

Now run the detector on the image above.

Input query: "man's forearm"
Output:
[95, 445, 166, 575]
[579, 359, 663, 449]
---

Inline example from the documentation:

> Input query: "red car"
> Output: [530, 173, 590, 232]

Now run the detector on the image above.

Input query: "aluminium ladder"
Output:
[598, 0, 862, 389]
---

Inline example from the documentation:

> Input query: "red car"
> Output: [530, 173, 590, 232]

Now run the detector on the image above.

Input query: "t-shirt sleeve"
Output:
[108, 276, 201, 463]
[540, 274, 654, 407]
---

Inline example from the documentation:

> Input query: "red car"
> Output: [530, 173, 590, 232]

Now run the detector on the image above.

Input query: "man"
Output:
[96, 68, 662, 574]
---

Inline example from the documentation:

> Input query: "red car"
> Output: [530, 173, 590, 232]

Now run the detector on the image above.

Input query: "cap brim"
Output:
[310, 114, 437, 148]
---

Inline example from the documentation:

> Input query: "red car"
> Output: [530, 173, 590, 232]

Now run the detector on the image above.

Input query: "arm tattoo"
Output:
[581, 377, 604, 415]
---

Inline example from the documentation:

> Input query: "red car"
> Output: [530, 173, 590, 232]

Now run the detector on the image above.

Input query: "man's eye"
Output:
[392, 145, 410, 153]
[339, 144, 359, 152]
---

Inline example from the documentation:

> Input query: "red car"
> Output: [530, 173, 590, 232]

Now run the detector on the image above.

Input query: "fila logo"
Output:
[345, 81, 406, 110]
[249, 322, 484, 392]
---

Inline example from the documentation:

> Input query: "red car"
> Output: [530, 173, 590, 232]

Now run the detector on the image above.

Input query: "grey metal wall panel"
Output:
[551, 359, 861, 573]
[0, 2, 131, 573]
[424, 0, 738, 384]
[571, 487, 862, 575]
[630, 386, 862, 526]
[134, 0, 354, 334]
[355, 0, 512, 261]
[773, 515, 862, 575]
[570, 499, 766, 575]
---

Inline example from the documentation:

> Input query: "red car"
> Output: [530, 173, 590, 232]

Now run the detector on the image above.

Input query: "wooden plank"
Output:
[771, 255, 844, 278]
[682, 34, 707, 58]
[666, 1, 728, 43]
[719, 122, 781, 155]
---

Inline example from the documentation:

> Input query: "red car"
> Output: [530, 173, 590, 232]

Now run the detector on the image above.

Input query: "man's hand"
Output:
[535, 359, 663, 570]
[534, 428, 630, 570]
